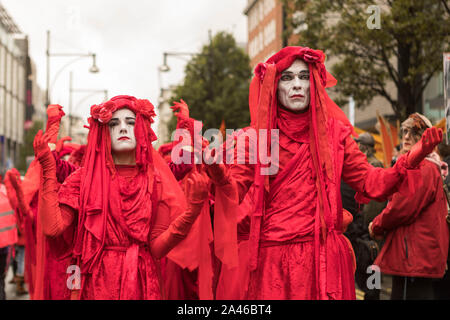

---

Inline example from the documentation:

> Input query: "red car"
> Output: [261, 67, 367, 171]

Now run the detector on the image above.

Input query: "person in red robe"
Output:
[203, 46, 443, 300]
[33, 95, 209, 300]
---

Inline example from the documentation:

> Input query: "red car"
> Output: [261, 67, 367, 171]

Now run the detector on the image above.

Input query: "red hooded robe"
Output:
[214, 47, 413, 300]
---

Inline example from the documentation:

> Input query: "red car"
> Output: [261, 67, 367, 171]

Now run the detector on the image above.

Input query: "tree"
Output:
[282, 0, 450, 120]
[168, 31, 252, 134]
[17, 120, 44, 174]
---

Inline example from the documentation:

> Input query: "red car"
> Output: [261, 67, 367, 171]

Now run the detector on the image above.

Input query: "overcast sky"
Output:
[1, 0, 248, 130]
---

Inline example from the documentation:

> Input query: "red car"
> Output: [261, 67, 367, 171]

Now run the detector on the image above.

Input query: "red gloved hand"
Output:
[8, 169, 21, 191]
[55, 136, 72, 154]
[185, 171, 209, 205]
[170, 99, 190, 119]
[45, 104, 65, 144]
[33, 130, 56, 172]
[149, 170, 209, 259]
[204, 149, 228, 186]
[407, 127, 443, 168]
[47, 104, 65, 118]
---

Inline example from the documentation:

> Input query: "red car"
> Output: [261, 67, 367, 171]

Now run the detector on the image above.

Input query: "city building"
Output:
[0, 3, 28, 173]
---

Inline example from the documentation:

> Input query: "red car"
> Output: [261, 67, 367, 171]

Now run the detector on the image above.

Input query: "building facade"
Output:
[0, 4, 28, 173]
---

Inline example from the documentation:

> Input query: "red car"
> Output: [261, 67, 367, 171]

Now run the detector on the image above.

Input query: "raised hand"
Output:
[407, 127, 443, 168]
[170, 99, 190, 119]
[33, 130, 51, 159]
[45, 104, 65, 144]
[46, 104, 65, 119]
[185, 171, 209, 205]
[33, 130, 56, 173]
[203, 148, 228, 186]
[7, 169, 21, 191]
[55, 136, 72, 153]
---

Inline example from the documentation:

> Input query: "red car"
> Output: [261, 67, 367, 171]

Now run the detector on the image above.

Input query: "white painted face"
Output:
[108, 108, 137, 153]
[277, 59, 310, 112]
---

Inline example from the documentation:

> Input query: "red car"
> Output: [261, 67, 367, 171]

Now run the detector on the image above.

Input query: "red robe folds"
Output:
[214, 47, 411, 300]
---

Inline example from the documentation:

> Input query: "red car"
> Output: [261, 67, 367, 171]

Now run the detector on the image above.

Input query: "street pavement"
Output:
[4, 267, 29, 300]
[356, 274, 392, 300]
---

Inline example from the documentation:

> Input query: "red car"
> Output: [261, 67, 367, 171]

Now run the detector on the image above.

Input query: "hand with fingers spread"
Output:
[170, 99, 190, 119]
[407, 127, 443, 168]
[33, 130, 56, 172]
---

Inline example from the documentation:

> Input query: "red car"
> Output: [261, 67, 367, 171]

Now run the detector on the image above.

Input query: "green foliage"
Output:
[283, 0, 450, 120]
[169, 31, 252, 133]
[17, 120, 44, 174]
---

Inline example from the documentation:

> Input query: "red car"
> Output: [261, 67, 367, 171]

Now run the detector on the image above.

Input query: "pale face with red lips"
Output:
[277, 59, 311, 113]
[108, 108, 137, 153]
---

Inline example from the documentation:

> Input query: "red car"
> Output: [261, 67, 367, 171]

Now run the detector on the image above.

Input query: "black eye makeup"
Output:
[280, 71, 309, 81]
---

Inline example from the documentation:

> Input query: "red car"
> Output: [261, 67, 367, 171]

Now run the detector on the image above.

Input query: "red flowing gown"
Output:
[57, 165, 171, 300]
[221, 109, 408, 300]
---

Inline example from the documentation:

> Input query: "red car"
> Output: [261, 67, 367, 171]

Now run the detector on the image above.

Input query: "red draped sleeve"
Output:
[371, 160, 439, 235]
[341, 134, 408, 203]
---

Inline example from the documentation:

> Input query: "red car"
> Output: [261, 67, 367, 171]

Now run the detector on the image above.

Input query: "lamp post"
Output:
[45, 30, 99, 109]
[68, 71, 108, 137]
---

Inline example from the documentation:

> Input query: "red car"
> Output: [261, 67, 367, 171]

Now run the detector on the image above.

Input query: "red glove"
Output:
[55, 136, 72, 154]
[8, 169, 21, 191]
[150, 171, 209, 259]
[185, 170, 209, 205]
[45, 104, 65, 144]
[170, 99, 190, 119]
[204, 149, 229, 186]
[7, 170, 31, 220]
[33, 130, 56, 174]
[407, 127, 443, 168]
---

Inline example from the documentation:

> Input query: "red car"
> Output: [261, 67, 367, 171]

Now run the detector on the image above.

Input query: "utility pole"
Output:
[68, 71, 73, 137]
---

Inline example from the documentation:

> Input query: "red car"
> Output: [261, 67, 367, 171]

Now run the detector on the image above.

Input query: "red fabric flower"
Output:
[136, 99, 156, 123]
[254, 62, 269, 81]
[300, 48, 325, 64]
[90, 101, 117, 123]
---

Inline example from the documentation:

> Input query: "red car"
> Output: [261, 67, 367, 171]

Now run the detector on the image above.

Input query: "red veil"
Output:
[69, 95, 195, 298]
[248, 47, 357, 299]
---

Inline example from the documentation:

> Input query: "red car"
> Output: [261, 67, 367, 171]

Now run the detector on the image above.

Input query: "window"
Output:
[264, 0, 275, 15]
[264, 19, 276, 46]
[292, 11, 308, 34]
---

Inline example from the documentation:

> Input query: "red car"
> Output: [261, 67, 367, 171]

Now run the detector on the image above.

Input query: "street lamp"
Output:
[68, 71, 108, 137]
[158, 51, 201, 73]
[45, 30, 100, 109]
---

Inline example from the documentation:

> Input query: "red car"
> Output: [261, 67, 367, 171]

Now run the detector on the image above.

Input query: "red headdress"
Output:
[72, 95, 166, 291]
[248, 47, 356, 297]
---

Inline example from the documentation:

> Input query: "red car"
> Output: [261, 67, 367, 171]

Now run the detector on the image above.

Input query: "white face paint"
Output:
[277, 59, 310, 112]
[108, 108, 137, 153]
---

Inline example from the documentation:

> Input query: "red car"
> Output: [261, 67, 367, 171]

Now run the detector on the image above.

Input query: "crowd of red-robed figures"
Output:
[0, 99, 252, 300]
[0, 46, 448, 301]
